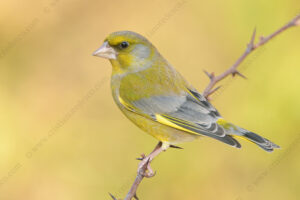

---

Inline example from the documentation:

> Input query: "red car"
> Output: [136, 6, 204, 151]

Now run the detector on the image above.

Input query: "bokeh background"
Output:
[1, 0, 299, 199]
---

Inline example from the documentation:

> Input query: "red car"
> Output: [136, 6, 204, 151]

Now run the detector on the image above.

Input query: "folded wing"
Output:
[119, 88, 241, 148]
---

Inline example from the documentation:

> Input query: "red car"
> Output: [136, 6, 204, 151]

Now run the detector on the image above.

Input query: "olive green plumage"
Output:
[93, 31, 280, 152]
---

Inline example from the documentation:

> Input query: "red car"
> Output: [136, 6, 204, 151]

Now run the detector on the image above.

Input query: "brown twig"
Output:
[109, 14, 300, 200]
[110, 142, 165, 200]
[203, 14, 300, 98]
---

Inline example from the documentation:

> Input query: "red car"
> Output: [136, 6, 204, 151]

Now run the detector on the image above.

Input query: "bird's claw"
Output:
[142, 170, 156, 178]
[137, 156, 156, 178]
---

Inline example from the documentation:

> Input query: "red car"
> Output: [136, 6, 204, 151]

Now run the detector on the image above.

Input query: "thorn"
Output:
[109, 193, 117, 200]
[170, 145, 184, 149]
[232, 70, 247, 79]
[136, 153, 146, 161]
[134, 193, 139, 200]
[208, 85, 222, 96]
[250, 28, 256, 44]
[247, 28, 256, 52]
[203, 70, 214, 80]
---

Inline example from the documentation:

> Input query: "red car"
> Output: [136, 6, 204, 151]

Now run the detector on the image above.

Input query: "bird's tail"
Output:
[217, 119, 280, 152]
[235, 130, 280, 152]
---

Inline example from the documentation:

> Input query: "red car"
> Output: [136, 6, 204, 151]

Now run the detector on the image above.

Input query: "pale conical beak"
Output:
[92, 41, 117, 60]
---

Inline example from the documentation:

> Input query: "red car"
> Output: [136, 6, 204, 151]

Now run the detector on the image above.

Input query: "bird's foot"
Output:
[136, 142, 167, 178]
[137, 154, 156, 178]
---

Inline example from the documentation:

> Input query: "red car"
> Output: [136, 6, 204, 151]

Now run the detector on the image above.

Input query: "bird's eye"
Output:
[120, 41, 129, 49]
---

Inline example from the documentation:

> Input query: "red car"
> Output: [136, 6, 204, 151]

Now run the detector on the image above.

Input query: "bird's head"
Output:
[93, 31, 158, 71]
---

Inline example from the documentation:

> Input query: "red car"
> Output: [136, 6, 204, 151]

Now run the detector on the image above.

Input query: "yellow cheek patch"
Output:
[110, 55, 134, 75]
[118, 54, 133, 67]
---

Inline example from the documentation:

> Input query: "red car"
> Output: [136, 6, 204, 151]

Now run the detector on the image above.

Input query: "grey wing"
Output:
[128, 88, 241, 148]
[131, 87, 234, 143]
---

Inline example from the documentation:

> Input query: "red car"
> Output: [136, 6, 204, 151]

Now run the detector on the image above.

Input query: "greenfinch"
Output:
[93, 31, 279, 152]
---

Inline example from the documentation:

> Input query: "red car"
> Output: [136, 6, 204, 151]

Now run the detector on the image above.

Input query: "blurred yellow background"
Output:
[0, 0, 299, 199]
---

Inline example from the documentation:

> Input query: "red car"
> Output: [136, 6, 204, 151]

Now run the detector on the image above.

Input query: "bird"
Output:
[92, 31, 280, 153]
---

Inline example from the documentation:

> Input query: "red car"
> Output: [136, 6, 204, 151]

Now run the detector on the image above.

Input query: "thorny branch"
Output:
[203, 14, 300, 98]
[110, 142, 167, 200]
[110, 14, 300, 200]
